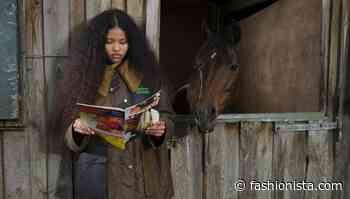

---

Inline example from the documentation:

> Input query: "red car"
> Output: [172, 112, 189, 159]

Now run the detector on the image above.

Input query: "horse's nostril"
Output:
[210, 106, 216, 116]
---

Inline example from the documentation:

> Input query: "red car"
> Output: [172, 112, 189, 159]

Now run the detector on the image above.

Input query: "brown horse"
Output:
[173, 20, 241, 133]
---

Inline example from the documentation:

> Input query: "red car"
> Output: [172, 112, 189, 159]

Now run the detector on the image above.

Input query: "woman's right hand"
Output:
[73, 119, 95, 135]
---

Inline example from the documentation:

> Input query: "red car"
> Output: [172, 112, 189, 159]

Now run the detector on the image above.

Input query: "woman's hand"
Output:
[145, 121, 166, 137]
[72, 119, 95, 135]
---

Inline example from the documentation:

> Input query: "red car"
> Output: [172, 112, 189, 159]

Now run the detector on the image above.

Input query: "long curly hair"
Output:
[51, 9, 159, 137]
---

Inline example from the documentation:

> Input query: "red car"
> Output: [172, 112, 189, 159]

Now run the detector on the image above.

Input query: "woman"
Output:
[54, 9, 174, 199]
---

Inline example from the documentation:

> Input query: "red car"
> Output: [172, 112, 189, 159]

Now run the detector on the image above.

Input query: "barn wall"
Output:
[237, 0, 322, 113]
[0, 0, 156, 199]
[169, 0, 350, 199]
[0, 0, 349, 199]
[171, 121, 337, 199]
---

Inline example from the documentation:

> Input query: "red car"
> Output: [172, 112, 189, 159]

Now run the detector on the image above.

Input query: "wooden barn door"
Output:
[1, 0, 343, 199]
[168, 0, 349, 199]
[170, 117, 340, 199]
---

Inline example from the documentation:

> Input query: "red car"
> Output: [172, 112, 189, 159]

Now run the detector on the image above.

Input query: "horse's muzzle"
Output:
[195, 105, 217, 133]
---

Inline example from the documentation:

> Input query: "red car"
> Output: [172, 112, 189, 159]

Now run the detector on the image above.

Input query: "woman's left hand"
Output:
[145, 121, 166, 137]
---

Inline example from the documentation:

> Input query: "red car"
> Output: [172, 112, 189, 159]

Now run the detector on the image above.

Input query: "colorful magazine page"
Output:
[76, 103, 125, 112]
[76, 89, 161, 150]
[96, 133, 127, 150]
[95, 130, 137, 150]
[125, 90, 161, 120]
[78, 108, 125, 138]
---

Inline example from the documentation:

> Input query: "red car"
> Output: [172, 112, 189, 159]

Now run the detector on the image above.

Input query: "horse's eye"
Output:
[229, 64, 239, 71]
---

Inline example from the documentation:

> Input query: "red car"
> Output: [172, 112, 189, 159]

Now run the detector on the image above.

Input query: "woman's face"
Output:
[105, 27, 129, 65]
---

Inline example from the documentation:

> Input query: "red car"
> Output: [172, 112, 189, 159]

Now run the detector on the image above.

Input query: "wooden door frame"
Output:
[155, 0, 347, 123]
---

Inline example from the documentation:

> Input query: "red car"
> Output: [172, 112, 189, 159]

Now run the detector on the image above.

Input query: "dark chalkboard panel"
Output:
[0, 0, 18, 120]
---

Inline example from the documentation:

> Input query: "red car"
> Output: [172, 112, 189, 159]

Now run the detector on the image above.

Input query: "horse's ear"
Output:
[222, 18, 241, 45]
[201, 21, 213, 39]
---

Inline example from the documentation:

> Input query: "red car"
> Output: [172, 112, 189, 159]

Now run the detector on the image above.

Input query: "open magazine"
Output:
[76, 90, 161, 150]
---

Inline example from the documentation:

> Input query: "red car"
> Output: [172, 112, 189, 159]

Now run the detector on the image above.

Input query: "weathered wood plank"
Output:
[145, 0, 160, 59]
[25, 0, 43, 56]
[239, 122, 257, 199]
[68, 3, 86, 199]
[70, 0, 86, 55]
[171, 126, 203, 199]
[111, 0, 126, 10]
[45, 58, 73, 199]
[337, 0, 350, 127]
[86, 0, 112, 21]
[43, 0, 70, 56]
[334, 1, 350, 199]
[255, 123, 273, 199]
[321, 0, 331, 113]
[25, 0, 48, 198]
[127, 0, 145, 28]
[305, 128, 333, 199]
[70, 0, 85, 33]
[239, 122, 273, 199]
[205, 123, 239, 199]
[327, 2, 342, 197]
[327, 0, 342, 117]
[25, 57, 48, 199]
[44, 2, 72, 199]
[341, 116, 350, 199]
[273, 125, 307, 199]
[3, 131, 31, 199]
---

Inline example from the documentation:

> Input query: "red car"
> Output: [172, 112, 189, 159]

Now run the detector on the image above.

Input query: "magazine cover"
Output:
[76, 90, 161, 150]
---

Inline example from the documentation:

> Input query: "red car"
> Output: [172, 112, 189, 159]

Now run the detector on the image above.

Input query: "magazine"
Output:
[76, 90, 161, 150]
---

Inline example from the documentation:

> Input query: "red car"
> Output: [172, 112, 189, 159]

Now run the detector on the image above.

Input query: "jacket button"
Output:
[128, 165, 133, 169]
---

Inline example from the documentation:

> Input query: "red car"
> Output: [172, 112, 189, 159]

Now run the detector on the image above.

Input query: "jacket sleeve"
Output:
[64, 122, 91, 152]
[143, 83, 175, 149]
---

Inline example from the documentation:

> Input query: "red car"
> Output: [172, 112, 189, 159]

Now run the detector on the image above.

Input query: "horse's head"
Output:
[188, 20, 241, 133]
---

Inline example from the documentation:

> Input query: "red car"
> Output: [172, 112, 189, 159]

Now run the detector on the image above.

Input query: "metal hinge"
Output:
[167, 136, 178, 149]
[275, 120, 339, 132]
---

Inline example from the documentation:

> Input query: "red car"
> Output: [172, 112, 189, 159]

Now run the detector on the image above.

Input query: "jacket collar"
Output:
[98, 60, 143, 97]
[117, 60, 143, 92]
